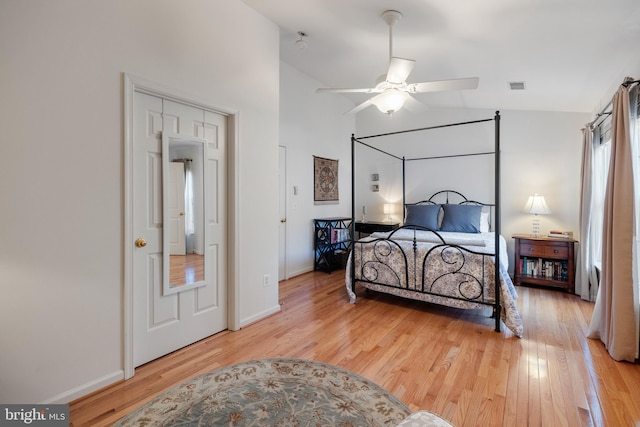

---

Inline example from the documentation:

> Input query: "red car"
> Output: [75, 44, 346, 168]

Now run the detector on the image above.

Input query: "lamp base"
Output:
[532, 215, 541, 237]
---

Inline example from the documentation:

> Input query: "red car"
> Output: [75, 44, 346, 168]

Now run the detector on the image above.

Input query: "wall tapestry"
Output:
[313, 156, 339, 204]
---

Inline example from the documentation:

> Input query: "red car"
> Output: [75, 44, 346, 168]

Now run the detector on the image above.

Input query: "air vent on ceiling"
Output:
[509, 81, 526, 90]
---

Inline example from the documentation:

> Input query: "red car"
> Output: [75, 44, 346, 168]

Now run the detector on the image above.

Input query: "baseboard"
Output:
[239, 304, 281, 328]
[288, 266, 314, 278]
[42, 370, 124, 404]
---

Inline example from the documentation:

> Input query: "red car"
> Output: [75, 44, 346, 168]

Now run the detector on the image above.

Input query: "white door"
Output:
[167, 162, 186, 255]
[133, 92, 227, 367]
[278, 146, 286, 281]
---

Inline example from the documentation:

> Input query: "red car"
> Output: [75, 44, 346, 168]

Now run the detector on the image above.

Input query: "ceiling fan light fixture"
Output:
[372, 89, 405, 115]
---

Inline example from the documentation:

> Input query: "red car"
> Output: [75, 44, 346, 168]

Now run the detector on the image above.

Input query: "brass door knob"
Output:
[280, 218, 286, 223]
[135, 238, 147, 248]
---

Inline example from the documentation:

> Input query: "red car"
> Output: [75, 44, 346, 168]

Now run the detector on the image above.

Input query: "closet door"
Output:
[132, 93, 227, 367]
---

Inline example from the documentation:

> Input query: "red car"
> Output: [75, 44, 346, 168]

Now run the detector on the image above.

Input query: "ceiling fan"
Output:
[316, 10, 479, 115]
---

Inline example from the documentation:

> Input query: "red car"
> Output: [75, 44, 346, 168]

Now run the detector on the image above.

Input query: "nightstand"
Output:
[513, 234, 577, 293]
[354, 221, 399, 238]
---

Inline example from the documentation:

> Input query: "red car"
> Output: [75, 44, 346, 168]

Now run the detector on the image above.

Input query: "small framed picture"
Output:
[372, 184, 379, 192]
[371, 173, 379, 181]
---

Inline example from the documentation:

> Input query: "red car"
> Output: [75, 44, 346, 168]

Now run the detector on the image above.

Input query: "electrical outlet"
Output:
[263, 274, 270, 287]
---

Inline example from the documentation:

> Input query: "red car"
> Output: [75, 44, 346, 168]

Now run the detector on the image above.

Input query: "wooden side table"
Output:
[512, 234, 577, 293]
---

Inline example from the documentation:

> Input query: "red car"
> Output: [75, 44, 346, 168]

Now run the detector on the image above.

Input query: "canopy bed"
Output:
[346, 112, 524, 337]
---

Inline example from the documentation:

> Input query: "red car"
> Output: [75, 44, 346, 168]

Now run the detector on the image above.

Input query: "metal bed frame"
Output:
[349, 112, 503, 332]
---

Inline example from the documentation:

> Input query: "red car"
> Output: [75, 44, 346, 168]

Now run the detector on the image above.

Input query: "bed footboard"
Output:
[350, 226, 504, 332]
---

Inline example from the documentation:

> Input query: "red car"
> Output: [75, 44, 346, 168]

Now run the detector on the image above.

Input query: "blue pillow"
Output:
[440, 204, 482, 233]
[404, 204, 440, 230]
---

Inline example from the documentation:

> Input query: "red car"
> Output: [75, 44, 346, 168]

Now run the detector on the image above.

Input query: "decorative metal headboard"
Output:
[405, 190, 495, 232]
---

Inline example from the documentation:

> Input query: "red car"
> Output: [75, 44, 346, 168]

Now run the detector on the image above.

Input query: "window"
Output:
[591, 120, 611, 269]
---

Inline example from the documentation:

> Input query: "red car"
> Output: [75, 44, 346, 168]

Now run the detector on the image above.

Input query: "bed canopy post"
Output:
[350, 133, 356, 291]
[402, 157, 406, 214]
[494, 111, 501, 333]
[351, 133, 356, 227]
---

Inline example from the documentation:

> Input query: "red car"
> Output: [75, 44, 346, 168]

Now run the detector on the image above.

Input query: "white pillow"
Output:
[480, 209, 490, 232]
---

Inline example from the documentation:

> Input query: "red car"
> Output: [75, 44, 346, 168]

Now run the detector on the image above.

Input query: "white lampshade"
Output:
[523, 194, 551, 215]
[523, 194, 550, 236]
[371, 89, 406, 115]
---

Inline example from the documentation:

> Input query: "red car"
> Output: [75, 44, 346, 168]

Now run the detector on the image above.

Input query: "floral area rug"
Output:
[113, 358, 412, 426]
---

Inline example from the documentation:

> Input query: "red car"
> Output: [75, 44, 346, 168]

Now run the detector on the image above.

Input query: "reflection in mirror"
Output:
[162, 133, 208, 295]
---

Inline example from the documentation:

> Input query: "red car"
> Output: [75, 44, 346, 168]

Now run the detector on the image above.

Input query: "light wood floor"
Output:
[70, 270, 640, 426]
[169, 253, 204, 286]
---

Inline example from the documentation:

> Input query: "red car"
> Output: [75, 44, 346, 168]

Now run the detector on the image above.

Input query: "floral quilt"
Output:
[346, 230, 523, 338]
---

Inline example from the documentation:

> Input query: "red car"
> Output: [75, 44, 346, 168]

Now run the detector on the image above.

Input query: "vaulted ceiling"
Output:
[243, 0, 640, 113]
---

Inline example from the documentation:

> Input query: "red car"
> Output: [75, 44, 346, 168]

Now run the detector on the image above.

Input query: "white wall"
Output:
[279, 62, 356, 277]
[0, 0, 280, 404]
[356, 106, 591, 274]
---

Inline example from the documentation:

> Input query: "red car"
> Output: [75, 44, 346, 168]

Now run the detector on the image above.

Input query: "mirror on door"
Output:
[162, 133, 208, 295]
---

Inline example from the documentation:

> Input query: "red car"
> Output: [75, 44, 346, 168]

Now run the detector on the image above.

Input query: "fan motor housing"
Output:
[381, 10, 402, 26]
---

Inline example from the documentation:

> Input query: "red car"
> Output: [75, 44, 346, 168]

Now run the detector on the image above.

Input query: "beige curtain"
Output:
[588, 78, 638, 362]
[577, 127, 598, 301]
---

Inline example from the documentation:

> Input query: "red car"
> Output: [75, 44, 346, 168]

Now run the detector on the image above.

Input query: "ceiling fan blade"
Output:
[344, 99, 373, 114]
[386, 57, 415, 84]
[316, 87, 379, 94]
[407, 77, 479, 93]
[401, 93, 427, 113]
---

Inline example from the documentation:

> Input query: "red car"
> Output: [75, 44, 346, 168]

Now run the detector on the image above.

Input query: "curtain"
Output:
[588, 78, 639, 362]
[577, 127, 599, 301]
[184, 160, 195, 254]
[631, 82, 640, 360]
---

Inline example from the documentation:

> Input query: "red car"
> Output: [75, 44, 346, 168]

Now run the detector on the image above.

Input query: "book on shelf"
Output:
[520, 257, 568, 281]
[330, 228, 350, 244]
[548, 230, 574, 239]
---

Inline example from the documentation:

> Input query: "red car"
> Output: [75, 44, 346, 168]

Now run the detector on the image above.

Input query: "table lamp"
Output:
[383, 203, 394, 222]
[523, 194, 550, 237]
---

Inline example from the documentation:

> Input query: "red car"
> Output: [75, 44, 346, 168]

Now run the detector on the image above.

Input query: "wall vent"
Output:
[509, 81, 526, 90]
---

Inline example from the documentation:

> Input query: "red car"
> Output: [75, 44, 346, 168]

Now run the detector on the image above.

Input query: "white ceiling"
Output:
[243, 0, 640, 113]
